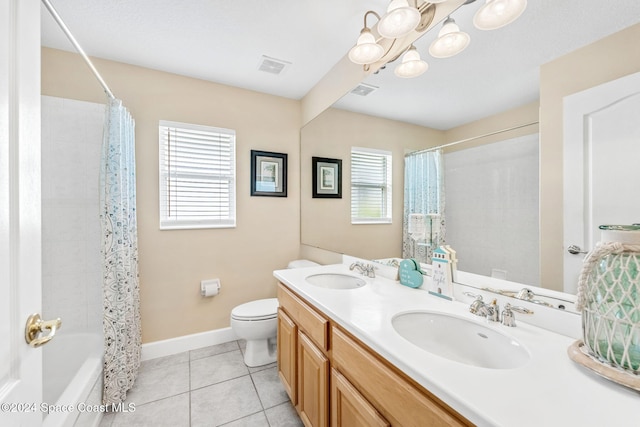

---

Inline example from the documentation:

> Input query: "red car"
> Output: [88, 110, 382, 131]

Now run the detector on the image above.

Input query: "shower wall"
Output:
[444, 133, 540, 286]
[41, 95, 104, 340]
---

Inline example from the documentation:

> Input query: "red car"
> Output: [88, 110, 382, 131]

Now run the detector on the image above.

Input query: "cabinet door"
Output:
[331, 368, 389, 427]
[277, 309, 297, 403]
[332, 327, 469, 427]
[298, 331, 329, 427]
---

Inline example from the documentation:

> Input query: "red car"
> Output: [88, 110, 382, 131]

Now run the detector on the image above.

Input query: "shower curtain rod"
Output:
[407, 120, 539, 156]
[41, 0, 116, 100]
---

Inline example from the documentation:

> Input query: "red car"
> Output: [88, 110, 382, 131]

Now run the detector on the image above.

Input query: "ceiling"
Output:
[41, 0, 640, 130]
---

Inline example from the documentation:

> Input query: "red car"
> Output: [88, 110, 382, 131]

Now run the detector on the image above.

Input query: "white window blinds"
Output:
[351, 147, 392, 224]
[159, 120, 236, 229]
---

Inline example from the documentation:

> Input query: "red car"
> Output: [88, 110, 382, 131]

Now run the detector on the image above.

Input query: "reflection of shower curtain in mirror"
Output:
[403, 149, 445, 263]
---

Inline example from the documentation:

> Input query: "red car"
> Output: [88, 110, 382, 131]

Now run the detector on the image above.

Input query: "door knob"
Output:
[567, 244, 588, 255]
[25, 313, 61, 348]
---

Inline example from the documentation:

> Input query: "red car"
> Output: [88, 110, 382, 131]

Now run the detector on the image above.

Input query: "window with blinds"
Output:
[351, 147, 392, 224]
[159, 120, 236, 230]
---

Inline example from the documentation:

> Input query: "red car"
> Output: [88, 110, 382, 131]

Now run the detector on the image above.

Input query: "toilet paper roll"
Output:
[201, 281, 220, 297]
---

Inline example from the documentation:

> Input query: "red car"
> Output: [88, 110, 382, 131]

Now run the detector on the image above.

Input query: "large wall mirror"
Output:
[300, 7, 640, 295]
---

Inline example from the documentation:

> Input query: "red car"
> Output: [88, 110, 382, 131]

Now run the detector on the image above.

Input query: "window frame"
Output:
[350, 146, 393, 225]
[158, 120, 236, 230]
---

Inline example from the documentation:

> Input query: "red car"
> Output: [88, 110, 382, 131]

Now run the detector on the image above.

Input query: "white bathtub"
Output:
[43, 333, 103, 427]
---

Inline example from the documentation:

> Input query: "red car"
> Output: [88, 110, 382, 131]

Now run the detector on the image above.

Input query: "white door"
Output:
[563, 72, 640, 294]
[0, 1, 44, 426]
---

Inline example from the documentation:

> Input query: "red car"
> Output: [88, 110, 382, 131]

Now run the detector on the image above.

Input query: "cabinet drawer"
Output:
[332, 327, 469, 427]
[278, 283, 328, 350]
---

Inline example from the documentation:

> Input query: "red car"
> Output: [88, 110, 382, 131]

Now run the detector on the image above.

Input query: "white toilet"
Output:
[230, 259, 319, 367]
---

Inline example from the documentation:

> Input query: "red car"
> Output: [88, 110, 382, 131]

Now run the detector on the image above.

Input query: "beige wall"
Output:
[539, 23, 640, 290]
[42, 48, 301, 343]
[300, 107, 445, 260]
[443, 102, 539, 151]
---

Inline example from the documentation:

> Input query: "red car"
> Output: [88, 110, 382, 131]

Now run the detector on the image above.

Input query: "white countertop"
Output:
[274, 263, 639, 427]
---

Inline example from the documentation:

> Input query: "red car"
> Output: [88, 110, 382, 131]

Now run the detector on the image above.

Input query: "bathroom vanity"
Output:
[274, 263, 639, 427]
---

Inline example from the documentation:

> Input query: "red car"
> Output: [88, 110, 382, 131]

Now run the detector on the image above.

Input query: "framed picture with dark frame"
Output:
[312, 157, 342, 198]
[250, 150, 287, 197]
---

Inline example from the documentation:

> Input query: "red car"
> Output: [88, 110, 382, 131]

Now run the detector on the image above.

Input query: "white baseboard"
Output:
[141, 327, 238, 361]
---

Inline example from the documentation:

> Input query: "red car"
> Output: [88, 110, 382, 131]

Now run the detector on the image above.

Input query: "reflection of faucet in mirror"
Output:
[514, 288, 555, 309]
[481, 286, 557, 309]
[516, 288, 535, 301]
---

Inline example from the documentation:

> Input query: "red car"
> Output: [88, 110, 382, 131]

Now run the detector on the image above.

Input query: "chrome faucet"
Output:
[501, 303, 534, 327]
[480, 299, 500, 322]
[467, 294, 486, 315]
[466, 293, 500, 322]
[514, 287, 554, 308]
[515, 288, 535, 301]
[349, 261, 375, 278]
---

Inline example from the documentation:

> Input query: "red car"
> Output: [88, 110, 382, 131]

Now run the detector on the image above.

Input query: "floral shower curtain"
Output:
[402, 149, 446, 264]
[100, 98, 141, 405]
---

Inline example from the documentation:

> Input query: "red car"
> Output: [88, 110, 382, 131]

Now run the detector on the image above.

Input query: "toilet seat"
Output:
[231, 298, 278, 321]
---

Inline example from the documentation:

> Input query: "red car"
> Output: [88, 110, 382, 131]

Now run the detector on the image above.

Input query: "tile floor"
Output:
[99, 340, 303, 427]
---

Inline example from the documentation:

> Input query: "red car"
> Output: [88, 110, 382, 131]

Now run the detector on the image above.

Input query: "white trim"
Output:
[159, 119, 235, 136]
[351, 146, 392, 157]
[141, 327, 238, 361]
[158, 120, 237, 230]
[563, 71, 640, 294]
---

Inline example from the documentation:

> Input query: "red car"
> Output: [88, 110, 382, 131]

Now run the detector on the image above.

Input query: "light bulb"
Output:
[428, 17, 470, 58]
[474, 0, 527, 30]
[349, 28, 385, 64]
[394, 46, 428, 78]
[378, 0, 421, 39]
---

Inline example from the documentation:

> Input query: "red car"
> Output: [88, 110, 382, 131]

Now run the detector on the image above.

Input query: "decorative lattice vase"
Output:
[575, 225, 640, 380]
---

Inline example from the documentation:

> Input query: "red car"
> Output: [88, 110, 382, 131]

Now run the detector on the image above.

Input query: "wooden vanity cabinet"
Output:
[277, 282, 471, 427]
[298, 331, 329, 427]
[277, 284, 329, 427]
[331, 368, 389, 427]
[332, 327, 470, 427]
[277, 308, 297, 403]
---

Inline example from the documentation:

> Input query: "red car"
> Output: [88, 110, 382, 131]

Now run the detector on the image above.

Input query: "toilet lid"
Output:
[231, 298, 279, 321]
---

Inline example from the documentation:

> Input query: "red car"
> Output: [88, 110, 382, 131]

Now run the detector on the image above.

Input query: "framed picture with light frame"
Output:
[250, 150, 287, 197]
[312, 156, 342, 198]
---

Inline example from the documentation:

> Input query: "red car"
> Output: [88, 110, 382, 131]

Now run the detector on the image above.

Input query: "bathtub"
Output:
[43, 333, 103, 427]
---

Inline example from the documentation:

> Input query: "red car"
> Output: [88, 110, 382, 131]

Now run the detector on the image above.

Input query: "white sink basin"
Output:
[305, 273, 366, 290]
[392, 311, 529, 369]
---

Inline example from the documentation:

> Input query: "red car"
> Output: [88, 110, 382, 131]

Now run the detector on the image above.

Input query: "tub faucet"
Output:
[349, 261, 375, 278]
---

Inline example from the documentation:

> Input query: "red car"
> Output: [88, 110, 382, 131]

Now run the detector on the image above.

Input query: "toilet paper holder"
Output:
[201, 278, 221, 297]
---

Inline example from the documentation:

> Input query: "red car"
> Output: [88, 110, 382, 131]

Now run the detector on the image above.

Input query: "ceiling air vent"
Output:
[350, 83, 378, 96]
[257, 55, 291, 75]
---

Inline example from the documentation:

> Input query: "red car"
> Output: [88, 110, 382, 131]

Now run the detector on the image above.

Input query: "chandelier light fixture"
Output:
[377, 0, 421, 39]
[473, 0, 528, 30]
[394, 45, 429, 78]
[349, 27, 385, 64]
[347, 0, 527, 78]
[428, 17, 470, 58]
